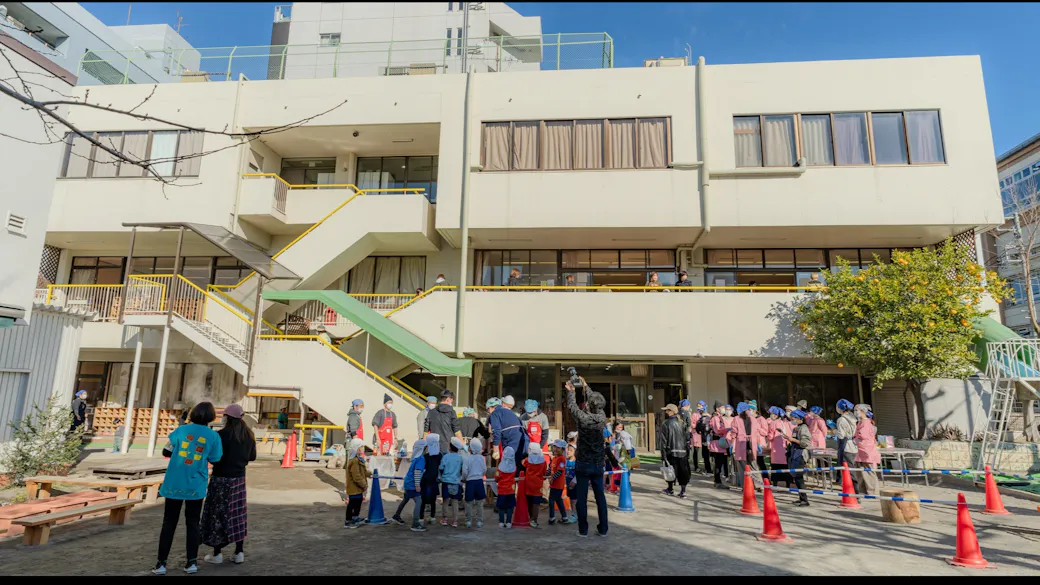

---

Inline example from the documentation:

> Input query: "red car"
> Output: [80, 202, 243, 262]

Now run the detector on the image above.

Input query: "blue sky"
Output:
[83, 2, 1039, 155]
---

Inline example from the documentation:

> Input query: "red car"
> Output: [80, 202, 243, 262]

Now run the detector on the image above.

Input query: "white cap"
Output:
[502, 395, 516, 406]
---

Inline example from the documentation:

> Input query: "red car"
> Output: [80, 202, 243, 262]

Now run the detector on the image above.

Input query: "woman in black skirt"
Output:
[201, 404, 256, 565]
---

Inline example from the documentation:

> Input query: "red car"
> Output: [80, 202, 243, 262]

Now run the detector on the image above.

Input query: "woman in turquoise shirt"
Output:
[152, 402, 223, 575]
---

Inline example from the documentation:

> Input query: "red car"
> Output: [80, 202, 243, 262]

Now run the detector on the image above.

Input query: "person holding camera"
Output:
[564, 371, 609, 538]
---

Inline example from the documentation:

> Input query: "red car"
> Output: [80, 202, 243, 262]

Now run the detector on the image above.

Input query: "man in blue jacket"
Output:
[488, 395, 527, 471]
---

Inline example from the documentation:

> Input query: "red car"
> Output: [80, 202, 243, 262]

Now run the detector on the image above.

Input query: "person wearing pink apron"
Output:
[807, 406, 828, 450]
[371, 394, 397, 456]
[766, 407, 791, 487]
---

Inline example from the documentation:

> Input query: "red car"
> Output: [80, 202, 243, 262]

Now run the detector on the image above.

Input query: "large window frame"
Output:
[71, 255, 243, 288]
[354, 155, 439, 202]
[733, 110, 946, 168]
[727, 373, 862, 422]
[58, 130, 204, 179]
[474, 249, 678, 286]
[704, 247, 904, 288]
[480, 118, 672, 172]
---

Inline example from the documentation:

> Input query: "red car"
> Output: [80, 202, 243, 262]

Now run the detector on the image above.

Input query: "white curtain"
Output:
[637, 118, 667, 168]
[545, 121, 573, 170]
[374, 257, 402, 293]
[71, 269, 96, 285]
[399, 257, 426, 293]
[800, 115, 834, 166]
[483, 123, 510, 171]
[762, 116, 797, 166]
[358, 171, 381, 190]
[906, 110, 945, 163]
[149, 131, 178, 176]
[348, 257, 376, 294]
[609, 119, 636, 169]
[512, 122, 539, 170]
[575, 120, 603, 169]
[733, 117, 762, 167]
[833, 113, 870, 165]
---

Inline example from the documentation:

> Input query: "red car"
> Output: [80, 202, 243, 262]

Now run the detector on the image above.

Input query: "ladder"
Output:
[973, 375, 1015, 473]
[974, 339, 1040, 473]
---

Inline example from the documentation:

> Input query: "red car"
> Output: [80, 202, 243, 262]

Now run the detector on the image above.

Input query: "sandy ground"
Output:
[2, 449, 1040, 576]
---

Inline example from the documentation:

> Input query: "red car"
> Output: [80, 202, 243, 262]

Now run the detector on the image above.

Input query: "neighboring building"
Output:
[269, 2, 542, 79]
[35, 51, 1004, 450]
[0, 2, 198, 84]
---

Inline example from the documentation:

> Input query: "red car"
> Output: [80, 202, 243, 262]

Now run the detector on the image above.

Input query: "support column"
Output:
[121, 329, 144, 454]
[454, 66, 475, 359]
[147, 227, 184, 457]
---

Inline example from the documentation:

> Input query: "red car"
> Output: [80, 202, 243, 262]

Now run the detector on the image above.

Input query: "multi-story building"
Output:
[269, 2, 548, 79]
[35, 46, 1004, 451]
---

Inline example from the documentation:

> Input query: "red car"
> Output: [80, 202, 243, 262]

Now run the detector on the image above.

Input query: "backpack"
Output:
[695, 416, 710, 435]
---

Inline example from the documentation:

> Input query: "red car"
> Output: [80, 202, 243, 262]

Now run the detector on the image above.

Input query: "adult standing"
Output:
[417, 395, 437, 439]
[457, 407, 490, 447]
[694, 401, 711, 475]
[488, 395, 528, 471]
[520, 399, 550, 451]
[678, 399, 693, 450]
[807, 406, 828, 449]
[152, 403, 223, 575]
[346, 399, 364, 441]
[734, 402, 764, 491]
[70, 390, 88, 432]
[782, 409, 812, 506]
[766, 407, 791, 487]
[853, 404, 880, 495]
[277, 407, 289, 430]
[202, 404, 256, 565]
[834, 399, 858, 468]
[708, 401, 730, 489]
[424, 389, 463, 454]
[674, 270, 694, 290]
[371, 394, 398, 456]
[507, 268, 523, 289]
[659, 404, 691, 499]
[565, 379, 609, 537]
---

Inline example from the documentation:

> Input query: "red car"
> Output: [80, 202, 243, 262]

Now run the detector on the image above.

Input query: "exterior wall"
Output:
[0, 306, 87, 443]
[896, 439, 1040, 474]
[993, 135, 1040, 335]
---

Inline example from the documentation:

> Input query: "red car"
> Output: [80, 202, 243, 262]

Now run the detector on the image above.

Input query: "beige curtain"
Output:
[374, 257, 402, 293]
[119, 132, 150, 177]
[91, 132, 123, 178]
[574, 120, 603, 169]
[63, 134, 93, 178]
[545, 121, 573, 170]
[512, 121, 539, 170]
[483, 122, 510, 171]
[174, 130, 204, 176]
[348, 257, 376, 294]
[762, 115, 797, 166]
[609, 119, 636, 169]
[637, 118, 667, 168]
[733, 117, 762, 167]
[399, 257, 426, 293]
[800, 115, 833, 166]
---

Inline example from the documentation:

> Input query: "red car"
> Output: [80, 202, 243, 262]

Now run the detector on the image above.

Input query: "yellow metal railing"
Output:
[338, 286, 457, 342]
[258, 334, 425, 410]
[208, 285, 284, 334]
[389, 375, 427, 404]
[294, 423, 345, 462]
[461, 285, 817, 292]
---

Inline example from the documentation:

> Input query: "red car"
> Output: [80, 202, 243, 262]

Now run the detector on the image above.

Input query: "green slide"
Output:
[263, 289, 473, 377]
[973, 316, 1039, 377]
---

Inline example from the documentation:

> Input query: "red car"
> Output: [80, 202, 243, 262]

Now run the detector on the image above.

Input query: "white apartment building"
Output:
[0, 2, 199, 85]
[269, 2, 545, 79]
[35, 51, 1004, 451]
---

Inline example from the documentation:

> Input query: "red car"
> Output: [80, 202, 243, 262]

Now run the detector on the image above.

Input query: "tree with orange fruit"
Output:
[793, 240, 1009, 439]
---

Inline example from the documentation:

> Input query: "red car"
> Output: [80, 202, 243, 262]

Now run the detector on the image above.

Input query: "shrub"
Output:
[0, 395, 84, 485]
[928, 423, 966, 442]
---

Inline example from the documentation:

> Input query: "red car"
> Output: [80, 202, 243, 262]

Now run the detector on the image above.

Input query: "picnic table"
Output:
[91, 459, 168, 481]
[880, 448, 928, 486]
[25, 475, 164, 504]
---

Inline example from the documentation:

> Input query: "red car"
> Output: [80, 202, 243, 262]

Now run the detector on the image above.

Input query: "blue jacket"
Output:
[159, 423, 223, 500]
[438, 452, 463, 485]
[404, 455, 426, 492]
[488, 407, 528, 454]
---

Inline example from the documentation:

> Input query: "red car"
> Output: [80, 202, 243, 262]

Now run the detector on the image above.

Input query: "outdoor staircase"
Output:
[172, 315, 249, 373]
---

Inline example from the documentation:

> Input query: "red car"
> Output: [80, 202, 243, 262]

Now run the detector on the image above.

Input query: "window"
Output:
[475, 249, 677, 286]
[345, 256, 426, 294]
[82, 51, 133, 85]
[728, 373, 859, 421]
[481, 118, 670, 171]
[733, 116, 762, 167]
[457, 27, 463, 56]
[280, 157, 336, 185]
[91, 132, 123, 178]
[319, 33, 341, 47]
[58, 130, 202, 178]
[61, 134, 93, 178]
[706, 248, 901, 289]
[800, 115, 833, 166]
[905, 110, 945, 163]
[70, 257, 125, 285]
[445, 28, 452, 56]
[119, 132, 149, 176]
[871, 112, 908, 164]
[213, 257, 251, 286]
[734, 115, 797, 167]
[833, 113, 870, 165]
[149, 131, 178, 176]
[355, 156, 439, 202]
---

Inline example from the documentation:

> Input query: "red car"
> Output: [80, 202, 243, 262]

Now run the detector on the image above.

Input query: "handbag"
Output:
[628, 456, 641, 470]
[716, 435, 730, 450]
[660, 457, 676, 482]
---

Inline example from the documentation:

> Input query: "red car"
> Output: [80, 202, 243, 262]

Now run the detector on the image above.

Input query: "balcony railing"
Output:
[36, 285, 124, 321]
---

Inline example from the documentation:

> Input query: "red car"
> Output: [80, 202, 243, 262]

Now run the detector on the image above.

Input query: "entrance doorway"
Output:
[587, 382, 648, 451]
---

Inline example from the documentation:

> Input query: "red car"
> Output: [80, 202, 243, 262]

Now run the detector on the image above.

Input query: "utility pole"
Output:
[175, 10, 187, 34]
[461, 2, 470, 73]
[126, 3, 132, 26]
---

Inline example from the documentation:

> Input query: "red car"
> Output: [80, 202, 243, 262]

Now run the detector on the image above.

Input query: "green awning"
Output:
[263, 289, 472, 378]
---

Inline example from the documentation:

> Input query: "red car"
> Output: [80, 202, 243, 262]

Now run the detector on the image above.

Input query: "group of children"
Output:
[342, 432, 583, 531]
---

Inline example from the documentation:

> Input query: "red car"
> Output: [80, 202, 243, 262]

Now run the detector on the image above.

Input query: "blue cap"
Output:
[524, 399, 538, 413]
[826, 419, 836, 429]
[790, 409, 807, 420]
[697, 400, 706, 407]
[768, 406, 784, 417]
[747, 400, 758, 411]
[679, 399, 690, 407]
[351, 399, 363, 407]
[462, 407, 475, 417]
[486, 397, 501, 408]
[810, 406, 823, 415]
[426, 396, 437, 405]
[836, 399, 854, 412]
[603, 427, 612, 438]
[724, 404, 733, 410]
[736, 402, 749, 414]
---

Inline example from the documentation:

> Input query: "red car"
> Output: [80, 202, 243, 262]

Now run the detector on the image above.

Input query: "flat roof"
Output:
[997, 131, 1040, 165]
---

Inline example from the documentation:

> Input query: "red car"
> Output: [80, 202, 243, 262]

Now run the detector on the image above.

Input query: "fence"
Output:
[78, 33, 614, 85]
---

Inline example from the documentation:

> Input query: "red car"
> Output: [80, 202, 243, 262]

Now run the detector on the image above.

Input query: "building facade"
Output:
[35, 51, 1004, 450]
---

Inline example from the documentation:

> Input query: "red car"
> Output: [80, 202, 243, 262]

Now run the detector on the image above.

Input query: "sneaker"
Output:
[203, 553, 223, 565]
[568, 514, 577, 523]
[151, 563, 167, 576]
[661, 488, 674, 496]
[440, 518, 448, 526]
[548, 518, 556, 525]
[597, 531, 608, 537]
[465, 521, 472, 528]
[506, 522, 512, 528]
[346, 519, 363, 529]
[390, 515, 404, 525]
[425, 517, 434, 525]
[530, 520, 538, 528]
[411, 525, 427, 532]
[798, 500, 811, 507]
[678, 492, 687, 499]
[476, 521, 483, 528]
[499, 522, 506, 528]
[451, 521, 458, 528]
[232, 552, 244, 565]
[577, 532, 588, 538]
[182, 563, 198, 574]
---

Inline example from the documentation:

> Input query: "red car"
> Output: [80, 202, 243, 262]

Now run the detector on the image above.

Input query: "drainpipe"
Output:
[230, 72, 248, 236]
[691, 56, 710, 253]
[454, 66, 475, 359]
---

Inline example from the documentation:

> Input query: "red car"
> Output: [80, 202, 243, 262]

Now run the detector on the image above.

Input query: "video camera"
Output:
[567, 367, 584, 390]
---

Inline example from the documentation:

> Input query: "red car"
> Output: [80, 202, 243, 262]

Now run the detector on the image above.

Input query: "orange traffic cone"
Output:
[946, 493, 991, 568]
[740, 465, 762, 516]
[982, 465, 1010, 516]
[280, 431, 296, 469]
[755, 479, 791, 543]
[839, 462, 861, 510]
[512, 473, 531, 528]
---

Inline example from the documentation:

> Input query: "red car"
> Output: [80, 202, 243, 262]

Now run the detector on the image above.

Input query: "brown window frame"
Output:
[58, 130, 203, 179]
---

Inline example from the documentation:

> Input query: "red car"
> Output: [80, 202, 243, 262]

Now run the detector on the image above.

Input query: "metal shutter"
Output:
[0, 372, 29, 442]
[872, 380, 912, 439]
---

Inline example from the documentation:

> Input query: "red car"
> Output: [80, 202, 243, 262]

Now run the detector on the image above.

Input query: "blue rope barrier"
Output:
[761, 485, 968, 505]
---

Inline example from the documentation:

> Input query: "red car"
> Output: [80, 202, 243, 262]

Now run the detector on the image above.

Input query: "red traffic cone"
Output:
[946, 493, 991, 568]
[280, 431, 296, 469]
[512, 473, 531, 528]
[982, 465, 1010, 516]
[740, 465, 762, 516]
[755, 479, 791, 543]
[839, 462, 861, 510]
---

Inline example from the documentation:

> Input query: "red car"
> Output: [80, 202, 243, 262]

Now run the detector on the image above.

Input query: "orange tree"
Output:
[794, 240, 1009, 439]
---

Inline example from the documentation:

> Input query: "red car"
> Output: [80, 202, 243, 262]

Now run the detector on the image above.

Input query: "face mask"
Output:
[436, 277, 445, 284]
[385, 404, 393, 411]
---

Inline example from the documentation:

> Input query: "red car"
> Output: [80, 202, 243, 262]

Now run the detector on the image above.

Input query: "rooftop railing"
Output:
[77, 33, 614, 85]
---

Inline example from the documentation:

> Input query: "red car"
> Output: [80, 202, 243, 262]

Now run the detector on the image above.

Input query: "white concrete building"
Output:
[270, 2, 545, 79]
[35, 51, 1005, 451]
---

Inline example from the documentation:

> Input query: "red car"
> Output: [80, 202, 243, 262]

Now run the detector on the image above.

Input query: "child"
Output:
[495, 446, 517, 528]
[462, 437, 487, 528]
[523, 442, 548, 527]
[391, 439, 427, 531]
[344, 438, 372, 528]
[547, 439, 569, 525]
[112, 418, 125, 453]
[565, 444, 578, 523]
[438, 437, 465, 527]
[420, 434, 442, 525]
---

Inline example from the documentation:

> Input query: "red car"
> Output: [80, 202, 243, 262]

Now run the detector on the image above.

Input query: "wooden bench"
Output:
[13, 499, 140, 546]
[25, 475, 164, 504]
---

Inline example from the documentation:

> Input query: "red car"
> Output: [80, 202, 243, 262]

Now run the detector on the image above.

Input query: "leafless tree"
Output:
[1, 24, 347, 192]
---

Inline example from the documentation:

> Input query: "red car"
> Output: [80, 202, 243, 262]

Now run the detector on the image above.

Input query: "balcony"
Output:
[36, 285, 123, 321]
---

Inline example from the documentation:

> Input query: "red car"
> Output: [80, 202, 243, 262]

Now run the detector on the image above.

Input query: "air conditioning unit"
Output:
[469, 2, 487, 10]
[644, 57, 687, 68]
